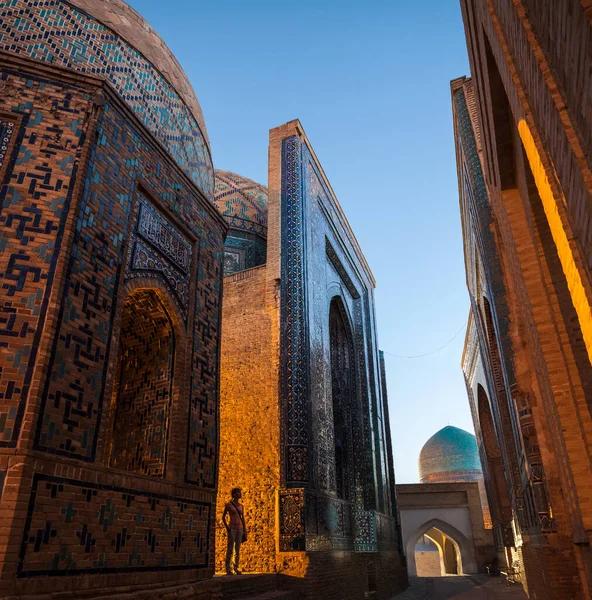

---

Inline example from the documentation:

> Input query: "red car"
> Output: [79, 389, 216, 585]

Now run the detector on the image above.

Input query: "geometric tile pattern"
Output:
[17, 474, 210, 577]
[326, 239, 360, 300]
[279, 489, 306, 552]
[278, 132, 398, 552]
[0, 76, 89, 449]
[0, 117, 15, 169]
[280, 137, 309, 485]
[136, 201, 192, 274]
[126, 196, 193, 321]
[278, 488, 355, 552]
[30, 94, 223, 490]
[110, 289, 175, 478]
[214, 170, 268, 237]
[0, 0, 213, 198]
[223, 230, 266, 276]
[329, 298, 355, 501]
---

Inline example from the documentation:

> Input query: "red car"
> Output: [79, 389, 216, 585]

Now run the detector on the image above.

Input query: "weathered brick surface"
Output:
[456, 2, 592, 598]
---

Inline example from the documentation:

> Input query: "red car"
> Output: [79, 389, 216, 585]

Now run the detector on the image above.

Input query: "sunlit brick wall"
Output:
[215, 265, 281, 573]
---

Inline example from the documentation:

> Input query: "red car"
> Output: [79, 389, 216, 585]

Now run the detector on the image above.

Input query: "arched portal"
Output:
[406, 518, 477, 576]
[329, 297, 355, 500]
[414, 528, 463, 576]
[109, 288, 175, 477]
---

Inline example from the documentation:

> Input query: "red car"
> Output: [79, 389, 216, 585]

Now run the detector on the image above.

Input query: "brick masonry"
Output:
[0, 51, 226, 598]
[215, 265, 280, 575]
[215, 121, 408, 599]
[455, 2, 592, 598]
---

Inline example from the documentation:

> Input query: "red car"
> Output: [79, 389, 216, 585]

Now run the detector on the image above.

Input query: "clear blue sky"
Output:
[128, 0, 473, 483]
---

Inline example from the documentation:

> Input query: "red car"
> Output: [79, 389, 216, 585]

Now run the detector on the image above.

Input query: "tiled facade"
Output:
[454, 2, 592, 595]
[0, 14, 225, 597]
[277, 130, 395, 552]
[0, 0, 213, 197]
[215, 120, 407, 600]
[0, 1, 407, 598]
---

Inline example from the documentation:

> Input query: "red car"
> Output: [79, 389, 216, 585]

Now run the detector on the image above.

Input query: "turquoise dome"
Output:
[419, 426, 482, 483]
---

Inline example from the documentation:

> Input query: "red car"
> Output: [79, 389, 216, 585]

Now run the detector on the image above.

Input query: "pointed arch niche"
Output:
[477, 384, 513, 528]
[109, 287, 177, 477]
[329, 296, 356, 500]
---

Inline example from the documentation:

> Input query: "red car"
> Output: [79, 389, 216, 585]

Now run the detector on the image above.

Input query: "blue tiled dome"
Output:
[419, 426, 482, 483]
[0, 0, 213, 198]
[214, 170, 268, 238]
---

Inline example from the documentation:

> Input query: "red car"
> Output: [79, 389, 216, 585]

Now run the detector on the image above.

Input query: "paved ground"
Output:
[390, 576, 529, 600]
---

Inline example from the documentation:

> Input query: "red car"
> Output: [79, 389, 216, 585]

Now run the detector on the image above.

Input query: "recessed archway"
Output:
[329, 297, 355, 500]
[406, 518, 477, 577]
[109, 288, 176, 477]
[477, 385, 512, 524]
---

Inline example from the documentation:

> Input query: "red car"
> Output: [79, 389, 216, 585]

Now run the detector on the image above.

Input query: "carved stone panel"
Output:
[126, 195, 193, 322]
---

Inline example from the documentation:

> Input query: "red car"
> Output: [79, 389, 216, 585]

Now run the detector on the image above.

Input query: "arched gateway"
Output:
[397, 481, 495, 576]
[406, 518, 475, 576]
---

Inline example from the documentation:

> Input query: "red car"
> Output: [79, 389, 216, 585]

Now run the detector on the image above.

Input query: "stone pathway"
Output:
[390, 576, 529, 600]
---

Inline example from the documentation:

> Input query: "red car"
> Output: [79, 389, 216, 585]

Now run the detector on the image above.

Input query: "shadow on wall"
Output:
[273, 552, 408, 600]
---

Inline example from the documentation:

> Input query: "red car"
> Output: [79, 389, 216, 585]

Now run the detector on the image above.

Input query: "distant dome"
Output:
[419, 426, 482, 483]
[214, 170, 268, 275]
[214, 170, 268, 238]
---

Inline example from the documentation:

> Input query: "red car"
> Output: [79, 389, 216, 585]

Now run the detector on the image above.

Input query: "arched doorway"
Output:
[329, 298, 355, 500]
[414, 527, 462, 576]
[109, 288, 175, 477]
[406, 518, 477, 576]
[477, 384, 514, 562]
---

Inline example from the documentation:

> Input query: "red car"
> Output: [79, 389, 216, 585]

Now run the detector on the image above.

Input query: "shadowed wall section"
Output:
[455, 2, 592, 593]
[110, 289, 175, 477]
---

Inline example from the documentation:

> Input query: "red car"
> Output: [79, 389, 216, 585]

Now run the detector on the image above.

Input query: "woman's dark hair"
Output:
[231, 487, 241, 497]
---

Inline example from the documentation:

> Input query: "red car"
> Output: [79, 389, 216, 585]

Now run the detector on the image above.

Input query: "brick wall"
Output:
[110, 289, 175, 477]
[457, 1, 592, 597]
[415, 551, 442, 576]
[0, 54, 226, 598]
[215, 265, 281, 574]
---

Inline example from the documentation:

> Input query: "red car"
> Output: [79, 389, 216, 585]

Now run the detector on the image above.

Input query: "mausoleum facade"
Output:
[215, 121, 406, 600]
[0, 1, 226, 596]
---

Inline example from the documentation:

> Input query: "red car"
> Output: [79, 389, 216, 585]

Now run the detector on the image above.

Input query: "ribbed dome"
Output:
[419, 426, 482, 483]
[214, 170, 268, 237]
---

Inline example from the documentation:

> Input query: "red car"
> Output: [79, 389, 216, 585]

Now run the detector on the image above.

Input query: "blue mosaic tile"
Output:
[0, 0, 214, 198]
